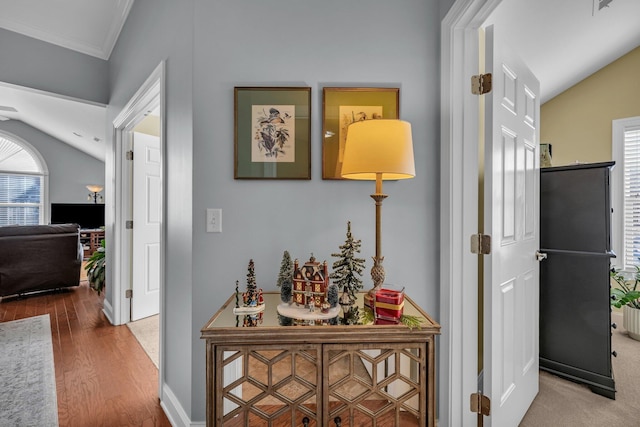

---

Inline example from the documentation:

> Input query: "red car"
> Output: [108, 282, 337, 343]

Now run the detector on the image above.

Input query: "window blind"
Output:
[0, 174, 42, 226]
[0, 135, 44, 226]
[623, 125, 640, 268]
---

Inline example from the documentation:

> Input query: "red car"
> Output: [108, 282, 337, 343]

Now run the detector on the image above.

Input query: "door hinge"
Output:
[126, 150, 134, 160]
[125, 220, 133, 229]
[470, 392, 491, 416]
[471, 73, 492, 95]
[125, 289, 133, 299]
[471, 233, 491, 255]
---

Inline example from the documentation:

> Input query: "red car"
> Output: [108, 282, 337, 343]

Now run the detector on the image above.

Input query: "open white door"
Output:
[131, 131, 161, 321]
[483, 25, 540, 426]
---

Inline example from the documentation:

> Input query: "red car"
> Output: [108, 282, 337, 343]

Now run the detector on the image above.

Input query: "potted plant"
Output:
[610, 266, 640, 341]
[85, 239, 106, 295]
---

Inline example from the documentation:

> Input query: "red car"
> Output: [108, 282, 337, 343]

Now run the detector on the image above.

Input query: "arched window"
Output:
[0, 132, 48, 226]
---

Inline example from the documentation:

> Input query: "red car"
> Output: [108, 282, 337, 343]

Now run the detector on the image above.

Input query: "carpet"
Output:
[520, 312, 640, 426]
[0, 315, 58, 427]
[127, 315, 159, 368]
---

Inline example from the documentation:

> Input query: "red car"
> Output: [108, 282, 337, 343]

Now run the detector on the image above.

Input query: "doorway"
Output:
[440, 1, 504, 426]
[111, 62, 165, 393]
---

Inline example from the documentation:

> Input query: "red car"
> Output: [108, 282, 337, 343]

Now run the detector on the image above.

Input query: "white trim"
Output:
[0, 129, 50, 224]
[111, 61, 164, 326]
[440, 1, 502, 426]
[611, 116, 640, 270]
[110, 60, 167, 406]
[0, 81, 107, 108]
[0, 1, 133, 60]
[102, 298, 114, 325]
[160, 383, 205, 427]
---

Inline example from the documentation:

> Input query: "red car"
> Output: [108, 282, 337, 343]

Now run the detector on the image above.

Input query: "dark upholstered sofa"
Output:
[0, 223, 82, 297]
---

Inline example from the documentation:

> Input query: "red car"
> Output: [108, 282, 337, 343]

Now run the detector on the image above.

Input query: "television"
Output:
[50, 203, 105, 230]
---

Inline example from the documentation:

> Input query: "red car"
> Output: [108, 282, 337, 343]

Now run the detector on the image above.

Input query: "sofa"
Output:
[0, 223, 82, 297]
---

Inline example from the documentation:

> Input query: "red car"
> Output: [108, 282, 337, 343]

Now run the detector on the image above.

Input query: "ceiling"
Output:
[0, 0, 639, 162]
[0, 0, 134, 162]
[486, 0, 640, 103]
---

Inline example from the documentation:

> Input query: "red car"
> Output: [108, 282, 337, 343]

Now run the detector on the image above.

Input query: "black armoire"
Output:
[539, 161, 616, 399]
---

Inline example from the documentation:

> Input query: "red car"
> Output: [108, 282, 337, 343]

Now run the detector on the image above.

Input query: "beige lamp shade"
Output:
[341, 119, 415, 180]
[86, 185, 104, 193]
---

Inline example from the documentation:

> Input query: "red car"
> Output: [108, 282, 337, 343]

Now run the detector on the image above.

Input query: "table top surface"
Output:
[201, 292, 440, 340]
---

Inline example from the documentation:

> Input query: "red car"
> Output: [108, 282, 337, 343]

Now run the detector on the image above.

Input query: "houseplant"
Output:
[85, 239, 106, 295]
[610, 267, 640, 341]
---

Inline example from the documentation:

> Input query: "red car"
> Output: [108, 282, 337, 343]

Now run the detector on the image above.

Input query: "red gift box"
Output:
[374, 287, 405, 322]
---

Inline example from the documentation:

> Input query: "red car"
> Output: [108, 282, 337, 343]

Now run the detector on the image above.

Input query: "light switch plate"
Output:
[206, 208, 222, 233]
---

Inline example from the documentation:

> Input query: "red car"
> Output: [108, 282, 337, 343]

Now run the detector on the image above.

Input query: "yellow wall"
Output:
[541, 46, 640, 166]
[133, 115, 160, 137]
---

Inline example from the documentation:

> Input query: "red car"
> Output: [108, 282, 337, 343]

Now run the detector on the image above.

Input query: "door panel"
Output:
[484, 24, 540, 426]
[132, 132, 161, 321]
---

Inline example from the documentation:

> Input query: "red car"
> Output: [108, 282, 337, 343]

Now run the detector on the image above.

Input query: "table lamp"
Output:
[341, 119, 415, 304]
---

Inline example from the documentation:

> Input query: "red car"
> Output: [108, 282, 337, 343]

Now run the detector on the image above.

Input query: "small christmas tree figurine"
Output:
[242, 259, 261, 307]
[330, 221, 366, 304]
[276, 251, 294, 287]
[247, 259, 257, 292]
[234, 260, 265, 314]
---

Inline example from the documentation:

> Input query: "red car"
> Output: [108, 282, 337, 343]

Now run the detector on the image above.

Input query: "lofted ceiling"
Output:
[0, 0, 639, 162]
[0, 0, 134, 162]
[486, 0, 640, 103]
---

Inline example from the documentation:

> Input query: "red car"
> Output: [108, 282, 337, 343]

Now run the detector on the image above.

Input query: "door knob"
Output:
[535, 251, 548, 262]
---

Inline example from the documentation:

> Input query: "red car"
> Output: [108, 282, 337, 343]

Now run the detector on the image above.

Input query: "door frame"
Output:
[110, 61, 165, 392]
[440, 1, 502, 425]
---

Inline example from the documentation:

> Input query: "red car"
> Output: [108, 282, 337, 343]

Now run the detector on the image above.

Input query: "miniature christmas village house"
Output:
[293, 256, 329, 308]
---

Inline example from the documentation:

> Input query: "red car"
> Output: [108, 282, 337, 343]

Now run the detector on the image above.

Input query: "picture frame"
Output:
[234, 87, 311, 179]
[322, 87, 400, 180]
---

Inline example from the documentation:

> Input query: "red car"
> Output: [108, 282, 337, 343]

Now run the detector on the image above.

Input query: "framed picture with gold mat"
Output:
[321, 87, 399, 180]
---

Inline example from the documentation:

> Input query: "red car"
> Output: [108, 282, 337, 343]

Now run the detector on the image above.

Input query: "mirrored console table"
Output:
[201, 292, 440, 427]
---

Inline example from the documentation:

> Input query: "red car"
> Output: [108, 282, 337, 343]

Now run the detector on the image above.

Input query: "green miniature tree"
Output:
[246, 259, 257, 303]
[330, 221, 366, 304]
[276, 250, 294, 287]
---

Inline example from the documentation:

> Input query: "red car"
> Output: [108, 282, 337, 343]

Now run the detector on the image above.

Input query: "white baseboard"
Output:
[102, 298, 114, 324]
[160, 382, 205, 427]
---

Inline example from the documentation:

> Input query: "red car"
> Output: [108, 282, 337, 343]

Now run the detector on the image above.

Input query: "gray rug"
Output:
[0, 315, 58, 427]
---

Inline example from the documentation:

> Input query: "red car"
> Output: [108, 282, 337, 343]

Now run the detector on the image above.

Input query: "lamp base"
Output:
[364, 256, 385, 308]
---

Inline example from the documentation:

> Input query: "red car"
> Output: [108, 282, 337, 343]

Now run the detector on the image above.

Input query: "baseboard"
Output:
[102, 298, 114, 324]
[160, 382, 205, 427]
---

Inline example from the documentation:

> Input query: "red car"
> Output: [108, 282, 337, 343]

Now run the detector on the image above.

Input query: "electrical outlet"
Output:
[206, 208, 222, 233]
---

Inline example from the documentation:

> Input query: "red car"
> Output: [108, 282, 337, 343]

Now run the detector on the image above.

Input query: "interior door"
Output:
[131, 131, 161, 321]
[483, 25, 540, 426]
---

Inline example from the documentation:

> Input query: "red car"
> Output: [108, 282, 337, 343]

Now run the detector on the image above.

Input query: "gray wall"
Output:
[107, 0, 195, 416]
[110, 0, 442, 422]
[191, 0, 441, 421]
[0, 28, 109, 104]
[0, 120, 105, 205]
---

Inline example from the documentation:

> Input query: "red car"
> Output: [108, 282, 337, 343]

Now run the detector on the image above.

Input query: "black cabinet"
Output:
[539, 161, 616, 399]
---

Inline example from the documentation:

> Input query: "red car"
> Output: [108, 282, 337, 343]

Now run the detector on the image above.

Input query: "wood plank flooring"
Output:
[0, 281, 171, 427]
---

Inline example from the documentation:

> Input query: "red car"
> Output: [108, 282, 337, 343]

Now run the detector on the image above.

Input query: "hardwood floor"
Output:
[0, 281, 171, 427]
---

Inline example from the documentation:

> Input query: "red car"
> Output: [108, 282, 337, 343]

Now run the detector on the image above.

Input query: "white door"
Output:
[132, 132, 161, 321]
[483, 25, 540, 426]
